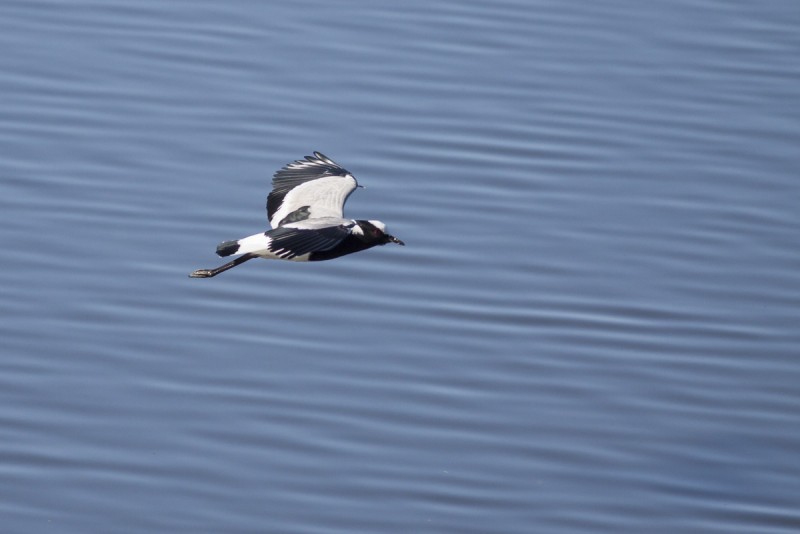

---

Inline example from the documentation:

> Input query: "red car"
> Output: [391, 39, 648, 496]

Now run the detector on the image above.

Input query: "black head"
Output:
[356, 220, 405, 246]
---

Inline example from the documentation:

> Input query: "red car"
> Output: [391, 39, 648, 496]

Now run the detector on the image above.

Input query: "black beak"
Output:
[387, 235, 405, 246]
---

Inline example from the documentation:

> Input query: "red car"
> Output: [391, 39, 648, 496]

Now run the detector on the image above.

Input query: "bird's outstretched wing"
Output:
[266, 222, 352, 260]
[267, 152, 358, 228]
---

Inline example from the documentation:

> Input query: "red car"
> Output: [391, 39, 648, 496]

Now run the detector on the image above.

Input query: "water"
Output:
[1, 1, 799, 532]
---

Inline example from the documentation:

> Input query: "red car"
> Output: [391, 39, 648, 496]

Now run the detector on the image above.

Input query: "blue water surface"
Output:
[1, 1, 799, 532]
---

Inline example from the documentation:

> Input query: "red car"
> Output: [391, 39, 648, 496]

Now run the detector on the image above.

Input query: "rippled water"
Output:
[2, 1, 799, 532]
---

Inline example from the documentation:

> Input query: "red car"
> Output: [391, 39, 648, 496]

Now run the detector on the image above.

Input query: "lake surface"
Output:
[1, 1, 799, 532]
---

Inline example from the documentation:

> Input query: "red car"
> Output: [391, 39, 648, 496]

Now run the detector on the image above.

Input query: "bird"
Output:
[189, 151, 404, 278]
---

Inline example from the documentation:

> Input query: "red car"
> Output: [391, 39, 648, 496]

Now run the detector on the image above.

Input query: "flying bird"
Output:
[189, 152, 404, 278]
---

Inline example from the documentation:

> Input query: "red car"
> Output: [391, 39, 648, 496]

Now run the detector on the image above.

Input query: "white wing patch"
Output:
[269, 174, 357, 228]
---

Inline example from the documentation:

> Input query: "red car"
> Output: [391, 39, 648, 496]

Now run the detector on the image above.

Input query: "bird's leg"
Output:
[189, 253, 257, 278]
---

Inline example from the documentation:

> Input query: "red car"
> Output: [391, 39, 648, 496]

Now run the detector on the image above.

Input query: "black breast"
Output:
[308, 233, 378, 261]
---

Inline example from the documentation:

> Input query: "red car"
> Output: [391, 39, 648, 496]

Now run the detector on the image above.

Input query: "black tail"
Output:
[216, 240, 240, 257]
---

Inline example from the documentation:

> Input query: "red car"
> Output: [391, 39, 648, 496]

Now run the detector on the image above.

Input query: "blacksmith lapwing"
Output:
[190, 152, 404, 278]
